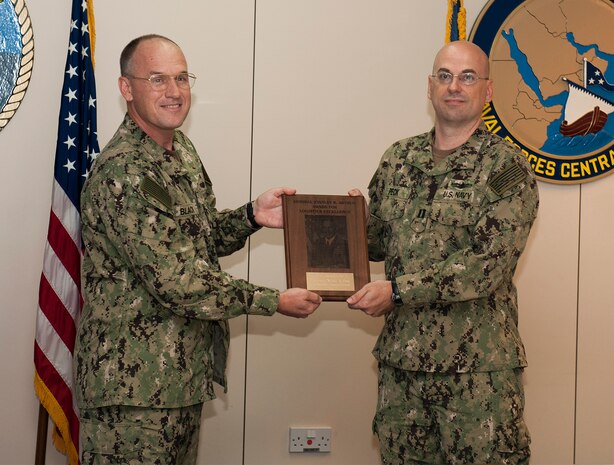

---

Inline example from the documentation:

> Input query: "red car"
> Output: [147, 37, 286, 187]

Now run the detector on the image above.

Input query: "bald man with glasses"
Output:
[348, 40, 538, 465]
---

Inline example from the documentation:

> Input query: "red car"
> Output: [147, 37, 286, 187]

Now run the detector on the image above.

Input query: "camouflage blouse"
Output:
[368, 125, 539, 373]
[75, 115, 279, 409]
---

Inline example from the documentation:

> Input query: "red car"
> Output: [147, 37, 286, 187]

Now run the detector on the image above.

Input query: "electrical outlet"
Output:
[289, 427, 331, 453]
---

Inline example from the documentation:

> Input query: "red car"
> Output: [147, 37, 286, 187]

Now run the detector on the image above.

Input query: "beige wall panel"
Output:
[246, 1, 447, 464]
[516, 183, 580, 464]
[250, 0, 453, 196]
[576, 174, 614, 463]
[178, 5, 259, 463]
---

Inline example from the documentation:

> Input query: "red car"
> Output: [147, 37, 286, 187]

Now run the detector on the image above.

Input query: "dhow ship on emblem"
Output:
[560, 59, 614, 138]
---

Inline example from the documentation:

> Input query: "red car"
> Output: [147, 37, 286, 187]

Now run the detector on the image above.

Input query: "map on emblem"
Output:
[471, 0, 614, 184]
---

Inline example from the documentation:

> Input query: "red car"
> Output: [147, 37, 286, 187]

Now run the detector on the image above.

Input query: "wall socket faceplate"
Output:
[289, 427, 331, 453]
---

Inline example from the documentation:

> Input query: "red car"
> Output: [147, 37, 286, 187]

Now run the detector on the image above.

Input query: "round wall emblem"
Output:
[0, 0, 34, 132]
[471, 0, 614, 184]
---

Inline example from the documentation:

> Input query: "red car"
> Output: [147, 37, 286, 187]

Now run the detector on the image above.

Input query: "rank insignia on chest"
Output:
[410, 208, 429, 232]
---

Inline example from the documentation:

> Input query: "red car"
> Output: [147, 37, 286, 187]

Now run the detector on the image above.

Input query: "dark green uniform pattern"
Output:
[368, 126, 539, 464]
[374, 365, 530, 465]
[80, 404, 202, 465]
[75, 114, 279, 411]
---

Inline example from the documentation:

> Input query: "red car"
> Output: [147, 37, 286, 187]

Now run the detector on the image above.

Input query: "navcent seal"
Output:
[470, 0, 614, 184]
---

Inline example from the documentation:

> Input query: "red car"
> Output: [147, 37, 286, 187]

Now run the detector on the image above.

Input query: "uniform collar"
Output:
[122, 114, 189, 178]
[408, 125, 488, 175]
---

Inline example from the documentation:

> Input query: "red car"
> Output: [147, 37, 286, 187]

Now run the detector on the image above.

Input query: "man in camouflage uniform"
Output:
[347, 41, 539, 464]
[74, 34, 322, 465]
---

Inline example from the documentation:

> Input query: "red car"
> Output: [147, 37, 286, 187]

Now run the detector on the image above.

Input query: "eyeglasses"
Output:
[430, 71, 489, 86]
[126, 72, 197, 89]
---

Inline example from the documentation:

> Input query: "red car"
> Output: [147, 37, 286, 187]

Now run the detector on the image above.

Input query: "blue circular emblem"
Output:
[0, 0, 33, 132]
[470, 0, 614, 184]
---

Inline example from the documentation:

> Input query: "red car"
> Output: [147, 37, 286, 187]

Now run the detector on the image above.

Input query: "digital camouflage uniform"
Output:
[80, 404, 202, 465]
[368, 125, 539, 465]
[75, 114, 279, 462]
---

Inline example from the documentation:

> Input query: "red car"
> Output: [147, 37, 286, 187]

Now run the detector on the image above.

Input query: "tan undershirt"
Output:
[431, 146, 458, 165]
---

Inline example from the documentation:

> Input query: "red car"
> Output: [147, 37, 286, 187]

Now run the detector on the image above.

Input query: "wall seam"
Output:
[573, 184, 582, 464]
[243, 1, 259, 464]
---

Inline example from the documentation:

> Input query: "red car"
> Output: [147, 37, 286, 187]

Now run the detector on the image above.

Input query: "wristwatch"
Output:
[390, 277, 403, 306]
[246, 201, 262, 229]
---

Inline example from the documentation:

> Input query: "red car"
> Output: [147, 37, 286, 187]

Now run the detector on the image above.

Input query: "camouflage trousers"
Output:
[79, 403, 203, 465]
[373, 365, 531, 465]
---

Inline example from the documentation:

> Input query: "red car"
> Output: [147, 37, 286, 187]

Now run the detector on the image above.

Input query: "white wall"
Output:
[1, 1, 613, 464]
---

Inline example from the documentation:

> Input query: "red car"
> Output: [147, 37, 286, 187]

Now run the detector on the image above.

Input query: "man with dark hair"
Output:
[75, 34, 321, 464]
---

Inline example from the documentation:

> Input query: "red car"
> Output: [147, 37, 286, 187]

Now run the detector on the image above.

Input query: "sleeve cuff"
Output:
[248, 288, 280, 316]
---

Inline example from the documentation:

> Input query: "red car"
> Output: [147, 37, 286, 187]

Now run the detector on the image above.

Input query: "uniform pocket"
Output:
[175, 207, 209, 240]
[378, 187, 411, 222]
[80, 416, 141, 462]
[495, 417, 531, 462]
[430, 200, 481, 227]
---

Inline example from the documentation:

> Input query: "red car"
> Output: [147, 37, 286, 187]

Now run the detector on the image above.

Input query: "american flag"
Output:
[33, 1, 99, 463]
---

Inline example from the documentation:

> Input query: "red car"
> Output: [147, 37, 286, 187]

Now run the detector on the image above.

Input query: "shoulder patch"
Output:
[488, 163, 525, 196]
[141, 176, 172, 209]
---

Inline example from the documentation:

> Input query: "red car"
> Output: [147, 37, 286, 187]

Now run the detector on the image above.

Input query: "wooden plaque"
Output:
[282, 194, 370, 301]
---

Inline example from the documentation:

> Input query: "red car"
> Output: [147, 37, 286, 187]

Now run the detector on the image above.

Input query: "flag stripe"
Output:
[34, 344, 80, 443]
[51, 179, 82, 248]
[46, 210, 81, 287]
[35, 313, 75, 394]
[38, 276, 77, 352]
[42, 242, 81, 321]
